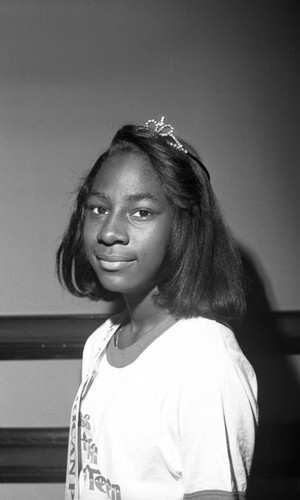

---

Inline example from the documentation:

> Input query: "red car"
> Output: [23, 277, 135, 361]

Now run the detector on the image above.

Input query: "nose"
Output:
[97, 213, 129, 246]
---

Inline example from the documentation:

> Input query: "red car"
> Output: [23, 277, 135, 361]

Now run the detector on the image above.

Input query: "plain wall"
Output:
[0, 0, 298, 315]
[0, 1, 298, 499]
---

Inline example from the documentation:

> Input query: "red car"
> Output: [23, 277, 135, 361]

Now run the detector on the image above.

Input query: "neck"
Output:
[117, 288, 175, 348]
[124, 289, 161, 321]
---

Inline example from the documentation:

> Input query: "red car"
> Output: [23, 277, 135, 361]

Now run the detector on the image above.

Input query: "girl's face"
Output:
[83, 152, 172, 298]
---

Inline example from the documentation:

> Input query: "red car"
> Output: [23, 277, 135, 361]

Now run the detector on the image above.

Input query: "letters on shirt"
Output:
[79, 412, 122, 500]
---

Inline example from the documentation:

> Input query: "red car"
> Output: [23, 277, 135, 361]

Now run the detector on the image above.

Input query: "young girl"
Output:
[57, 117, 258, 500]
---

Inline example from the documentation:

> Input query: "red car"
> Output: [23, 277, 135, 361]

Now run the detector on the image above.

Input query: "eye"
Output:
[132, 209, 153, 219]
[87, 205, 108, 216]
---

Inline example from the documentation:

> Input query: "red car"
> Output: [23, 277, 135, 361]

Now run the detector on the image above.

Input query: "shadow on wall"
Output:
[237, 247, 300, 500]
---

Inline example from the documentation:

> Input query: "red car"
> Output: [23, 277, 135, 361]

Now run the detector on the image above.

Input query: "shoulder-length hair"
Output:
[56, 124, 246, 325]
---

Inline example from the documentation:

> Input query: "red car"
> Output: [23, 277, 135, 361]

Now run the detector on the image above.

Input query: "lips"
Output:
[95, 254, 134, 262]
[95, 253, 135, 271]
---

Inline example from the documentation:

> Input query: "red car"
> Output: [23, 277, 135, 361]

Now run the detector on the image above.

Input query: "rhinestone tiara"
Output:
[144, 116, 210, 180]
[145, 116, 188, 154]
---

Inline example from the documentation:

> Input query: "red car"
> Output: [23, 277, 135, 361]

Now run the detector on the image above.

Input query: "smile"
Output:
[95, 254, 135, 271]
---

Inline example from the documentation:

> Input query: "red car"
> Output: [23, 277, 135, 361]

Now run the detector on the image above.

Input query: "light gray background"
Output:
[0, 1, 298, 499]
[0, 0, 298, 315]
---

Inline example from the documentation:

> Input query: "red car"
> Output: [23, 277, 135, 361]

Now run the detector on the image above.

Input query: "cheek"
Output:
[83, 223, 96, 254]
[142, 231, 170, 266]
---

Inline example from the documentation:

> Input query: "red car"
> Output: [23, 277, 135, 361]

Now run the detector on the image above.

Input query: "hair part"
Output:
[56, 124, 246, 325]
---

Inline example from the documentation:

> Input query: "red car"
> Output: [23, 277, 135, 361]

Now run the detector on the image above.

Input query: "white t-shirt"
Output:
[74, 316, 258, 500]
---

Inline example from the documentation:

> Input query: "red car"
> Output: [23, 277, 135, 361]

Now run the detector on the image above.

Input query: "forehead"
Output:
[92, 152, 165, 200]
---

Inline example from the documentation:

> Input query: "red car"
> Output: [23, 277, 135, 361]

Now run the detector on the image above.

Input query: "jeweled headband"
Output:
[145, 116, 210, 180]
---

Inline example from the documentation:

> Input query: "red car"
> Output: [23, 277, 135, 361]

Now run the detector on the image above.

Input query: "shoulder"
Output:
[83, 314, 119, 349]
[167, 317, 256, 389]
[81, 313, 123, 377]
[167, 317, 258, 421]
[170, 316, 238, 356]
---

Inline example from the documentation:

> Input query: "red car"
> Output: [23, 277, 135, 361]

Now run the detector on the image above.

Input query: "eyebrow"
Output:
[89, 190, 159, 202]
[89, 189, 109, 200]
[126, 192, 159, 202]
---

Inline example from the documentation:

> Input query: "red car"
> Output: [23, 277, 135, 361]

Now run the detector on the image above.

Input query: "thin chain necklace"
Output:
[114, 325, 124, 349]
[114, 315, 177, 350]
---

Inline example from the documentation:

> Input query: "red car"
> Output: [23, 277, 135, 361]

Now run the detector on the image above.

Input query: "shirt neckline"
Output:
[106, 317, 180, 368]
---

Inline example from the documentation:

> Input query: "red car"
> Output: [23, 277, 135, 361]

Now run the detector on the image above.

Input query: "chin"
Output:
[96, 268, 156, 297]
[100, 279, 153, 298]
[97, 273, 131, 294]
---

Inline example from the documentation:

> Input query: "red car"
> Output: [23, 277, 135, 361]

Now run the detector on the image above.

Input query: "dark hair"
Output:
[56, 123, 246, 325]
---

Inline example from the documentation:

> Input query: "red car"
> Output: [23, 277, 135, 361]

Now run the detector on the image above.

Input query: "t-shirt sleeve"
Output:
[176, 330, 258, 499]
